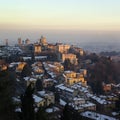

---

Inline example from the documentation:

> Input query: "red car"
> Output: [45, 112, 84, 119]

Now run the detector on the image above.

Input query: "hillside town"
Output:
[0, 36, 120, 120]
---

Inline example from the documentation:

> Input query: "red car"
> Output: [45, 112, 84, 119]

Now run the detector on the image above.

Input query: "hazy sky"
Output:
[0, 0, 120, 30]
[0, 0, 120, 45]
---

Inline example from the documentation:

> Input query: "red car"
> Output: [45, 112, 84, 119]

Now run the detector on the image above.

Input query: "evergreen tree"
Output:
[36, 107, 48, 120]
[0, 70, 17, 120]
[31, 52, 35, 62]
[21, 84, 35, 120]
[21, 64, 32, 77]
[55, 90, 60, 103]
[64, 59, 72, 70]
[36, 78, 43, 91]
[115, 95, 120, 112]
[61, 104, 81, 120]
[61, 104, 72, 120]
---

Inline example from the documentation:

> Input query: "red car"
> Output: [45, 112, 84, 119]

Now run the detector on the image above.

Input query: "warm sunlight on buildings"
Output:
[64, 71, 87, 86]
[56, 44, 70, 53]
[34, 44, 41, 54]
[62, 53, 78, 64]
[16, 62, 26, 72]
[0, 65, 7, 71]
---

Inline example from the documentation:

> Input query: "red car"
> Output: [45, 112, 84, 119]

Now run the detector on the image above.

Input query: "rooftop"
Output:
[81, 111, 118, 120]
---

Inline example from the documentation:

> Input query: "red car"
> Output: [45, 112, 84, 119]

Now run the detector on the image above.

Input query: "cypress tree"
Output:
[21, 84, 35, 120]
[0, 70, 17, 120]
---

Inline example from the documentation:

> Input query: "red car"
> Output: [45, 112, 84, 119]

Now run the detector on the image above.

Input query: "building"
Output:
[34, 44, 41, 54]
[80, 69, 87, 77]
[16, 62, 26, 72]
[64, 71, 76, 78]
[0, 64, 7, 71]
[63, 71, 87, 86]
[73, 97, 86, 105]
[37, 91, 55, 106]
[25, 38, 30, 45]
[5, 39, 8, 46]
[56, 44, 70, 53]
[35, 56, 47, 61]
[42, 78, 54, 88]
[47, 62, 64, 73]
[61, 53, 78, 64]
[39, 36, 48, 46]
[24, 77, 37, 87]
[70, 101, 96, 112]
[32, 62, 44, 74]
[80, 111, 118, 120]
[70, 46, 84, 56]
[47, 44, 56, 51]
[90, 95, 113, 112]
[18, 38, 22, 45]
[56, 84, 78, 101]
[103, 84, 112, 93]
[33, 95, 45, 107]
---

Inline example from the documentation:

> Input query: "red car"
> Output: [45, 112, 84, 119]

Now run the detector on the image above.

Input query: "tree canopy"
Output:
[0, 70, 17, 120]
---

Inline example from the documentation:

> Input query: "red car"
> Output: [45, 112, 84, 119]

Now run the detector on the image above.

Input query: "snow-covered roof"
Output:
[55, 84, 64, 88]
[56, 84, 74, 93]
[45, 107, 60, 113]
[23, 57, 31, 60]
[48, 64, 56, 68]
[24, 77, 30, 81]
[45, 108, 53, 113]
[86, 93, 93, 98]
[15, 108, 21, 112]
[112, 112, 119, 116]
[80, 69, 86, 71]
[64, 70, 73, 74]
[35, 56, 47, 60]
[33, 95, 43, 103]
[24, 77, 37, 82]
[81, 111, 118, 120]
[9, 62, 20, 67]
[81, 102, 96, 108]
[37, 91, 54, 97]
[91, 96, 108, 105]
[65, 88, 74, 93]
[12, 97, 21, 103]
[43, 78, 54, 82]
[70, 101, 95, 110]
[73, 97, 85, 101]
[58, 85, 66, 90]
[9, 64, 15, 68]
[37, 91, 46, 96]
[60, 99, 67, 106]
[29, 78, 37, 81]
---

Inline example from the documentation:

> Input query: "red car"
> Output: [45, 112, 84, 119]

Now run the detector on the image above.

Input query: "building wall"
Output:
[103, 84, 112, 92]
[73, 98, 85, 105]
[62, 53, 78, 64]
[64, 71, 87, 86]
[0, 65, 7, 71]
[37, 100, 45, 107]
[16, 62, 26, 72]
[47, 44, 56, 51]
[57, 44, 70, 53]
[80, 69, 87, 77]
[34, 45, 41, 54]
[40, 36, 48, 46]
[42, 79, 54, 88]
[45, 95, 55, 106]
[66, 77, 85, 85]
[25, 39, 30, 45]
[64, 71, 76, 78]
